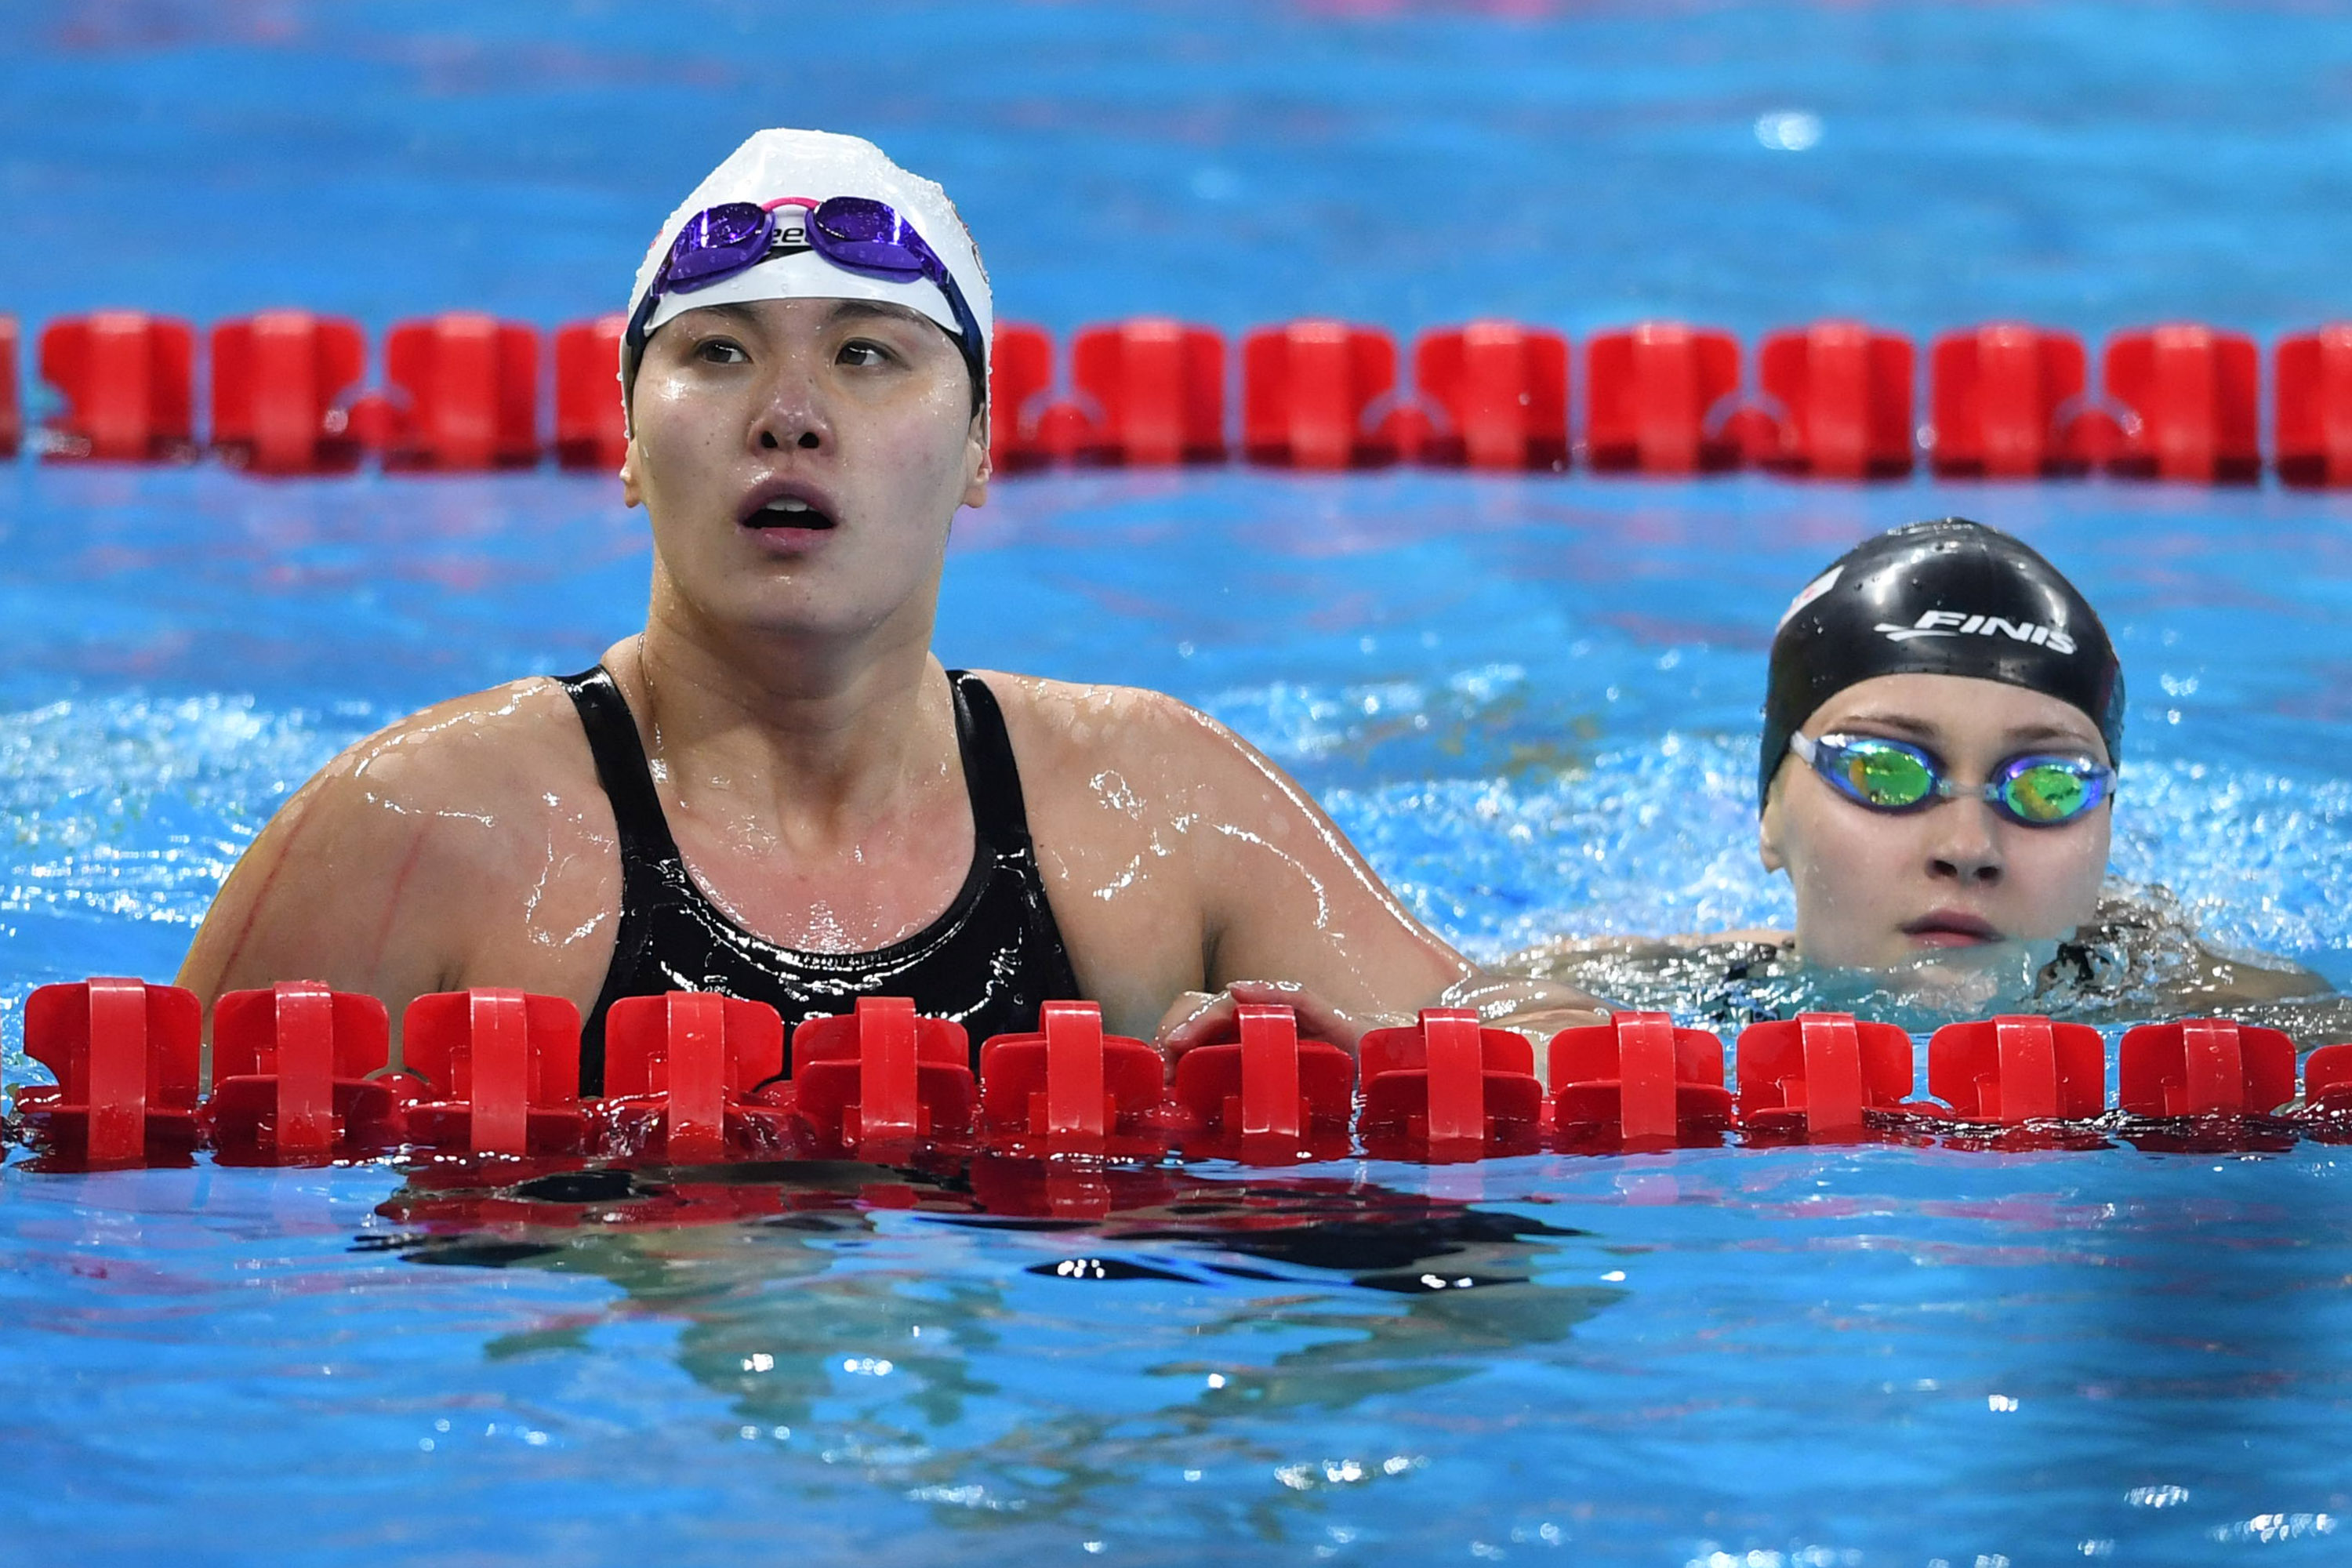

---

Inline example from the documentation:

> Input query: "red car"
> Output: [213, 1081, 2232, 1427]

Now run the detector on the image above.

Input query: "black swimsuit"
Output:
[558, 665, 1081, 1094]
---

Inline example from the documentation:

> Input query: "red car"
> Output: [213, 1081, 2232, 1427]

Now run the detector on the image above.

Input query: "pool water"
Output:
[9, 3, 2352, 1563]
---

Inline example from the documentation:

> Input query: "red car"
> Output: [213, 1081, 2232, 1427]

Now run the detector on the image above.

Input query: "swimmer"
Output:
[177, 129, 1602, 1081]
[1515, 517, 2343, 1029]
[1754, 516, 2125, 970]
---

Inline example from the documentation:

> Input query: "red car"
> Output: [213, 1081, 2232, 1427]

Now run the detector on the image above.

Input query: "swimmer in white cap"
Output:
[180, 129, 1603, 1079]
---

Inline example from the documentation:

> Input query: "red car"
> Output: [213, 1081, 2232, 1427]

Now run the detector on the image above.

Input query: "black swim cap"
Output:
[1759, 518, 2124, 806]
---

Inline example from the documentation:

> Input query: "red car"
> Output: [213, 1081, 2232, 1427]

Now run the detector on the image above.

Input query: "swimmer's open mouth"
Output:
[737, 481, 838, 531]
[1901, 909, 2003, 947]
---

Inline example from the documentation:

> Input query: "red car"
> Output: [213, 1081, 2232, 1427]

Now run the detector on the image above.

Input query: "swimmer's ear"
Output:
[619, 439, 644, 509]
[1758, 768, 1788, 874]
[962, 403, 992, 509]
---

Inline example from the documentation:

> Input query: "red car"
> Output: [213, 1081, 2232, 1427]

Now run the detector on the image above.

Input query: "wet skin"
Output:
[178, 296, 1603, 1058]
[1758, 672, 2114, 970]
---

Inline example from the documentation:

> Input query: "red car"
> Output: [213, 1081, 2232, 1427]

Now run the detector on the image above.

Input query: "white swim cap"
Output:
[622, 129, 991, 399]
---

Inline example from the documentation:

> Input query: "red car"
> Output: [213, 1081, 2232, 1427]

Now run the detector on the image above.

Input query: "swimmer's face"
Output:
[1759, 673, 2113, 969]
[621, 296, 986, 640]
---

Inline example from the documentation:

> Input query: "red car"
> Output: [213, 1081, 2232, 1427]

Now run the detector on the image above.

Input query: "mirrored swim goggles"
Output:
[1788, 731, 2117, 827]
[622, 195, 986, 391]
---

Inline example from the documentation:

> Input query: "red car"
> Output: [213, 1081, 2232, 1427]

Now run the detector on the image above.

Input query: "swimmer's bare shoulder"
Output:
[979, 672, 1472, 1038]
[176, 677, 619, 1025]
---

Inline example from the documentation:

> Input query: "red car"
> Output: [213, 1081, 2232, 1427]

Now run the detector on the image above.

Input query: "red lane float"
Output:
[1243, 320, 1402, 469]
[2116, 1017, 2296, 1117]
[204, 981, 401, 1163]
[787, 995, 976, 1158]
[376, 312, 540, 470]
[1926, 1014, 2106, 1123]
[399, 989, 590, 1156]
[38, 311, 198, 463]
[1357, 1007, 1544, 1159]
[1547, 1011, 1734, 1152]
[599, 990, 790, 1161]
[20, 978, 2352, 1171]
[1733, 1011, 1918, 1141]
[987, 322, 1058, 472]
[1751, 322, 1915, 480]
[978, 1000, 1166, 1158]
[209, 311, 368, 474]
[1410, 321, 1570, 473]
[1584, 322, 1742, 475]
[1928, 323, 2090, 479]
[0, 314, 20, 459]
[1171, 1002, 1354, 1160]
[553, 314, 626, 473]
[2102, 325, 2261, 484]
[2272, 323, 2352, 488]
[18, 978, 202, 1166]
[2303, 1043, 2352, 1116]
[1059, 319, 1228, 466]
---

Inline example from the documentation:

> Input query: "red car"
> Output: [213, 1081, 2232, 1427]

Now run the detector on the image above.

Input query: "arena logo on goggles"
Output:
[1873, 609, 2079, 655]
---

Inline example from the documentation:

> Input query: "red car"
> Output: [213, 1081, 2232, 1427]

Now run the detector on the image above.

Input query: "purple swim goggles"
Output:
[623, 195, 985, 390]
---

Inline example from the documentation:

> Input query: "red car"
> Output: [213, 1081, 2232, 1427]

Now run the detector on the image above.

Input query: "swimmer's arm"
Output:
[1149, 702, 1604, 1051]
[175, 745, 474, 1019]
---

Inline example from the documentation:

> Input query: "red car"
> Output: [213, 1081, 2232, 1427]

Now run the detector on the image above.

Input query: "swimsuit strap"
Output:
[946, 669, 1040, 855]
[555, 665, 686, 912]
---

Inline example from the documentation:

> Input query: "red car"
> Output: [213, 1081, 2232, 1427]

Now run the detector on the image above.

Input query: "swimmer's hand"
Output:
[1151, 975, 1609, 1072]
[1152, 979, 1388, 1068]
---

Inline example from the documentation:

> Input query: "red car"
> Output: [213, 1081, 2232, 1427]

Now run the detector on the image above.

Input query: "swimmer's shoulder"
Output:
[181, 677, 608, 1000]
[296, 677, 594, 826]
[970, 671, 1276, 793]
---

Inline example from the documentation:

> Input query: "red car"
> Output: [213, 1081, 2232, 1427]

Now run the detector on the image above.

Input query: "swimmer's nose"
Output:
[1926, 801, 2004, 887]
[750, 365, 832, 456]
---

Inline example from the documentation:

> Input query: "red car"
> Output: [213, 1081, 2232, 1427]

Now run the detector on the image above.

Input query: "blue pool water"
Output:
[10, 4, 2352, 1563]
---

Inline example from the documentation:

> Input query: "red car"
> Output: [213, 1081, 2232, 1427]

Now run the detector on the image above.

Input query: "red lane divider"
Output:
[376, 312, 539, 471]
[1, 314, 20, 459]
[2103, 325, 2261, 485]
[987, 322, 1057, 472]
[600, 990, 790, 1161]
[2274, 322, 2352, 488]
[18, 311, 2352, 485]
[1752, 321, 1915, 480]
[1411, 321, 1570, 473]
[1584, 322, 1742, 475]
[18, 978, 202, 1167]
[21, 978, 2352, 1171]
[38, 311, 198, 463]
[1170, 1002, 1354, 1160]
[1928, 323, 2091, 479]
[978, 999, 1167, 1158]
[1926, 1014, 2107, 1123]
[2303, 1043, 2352, 1115]
[1734, 1011, 1920, 1141]
[204, 981, 401, 1163]
[210, 310, 368, 474]
[787, 995, 976, 1158]
[553, 314, 626, 473]
[1357, 1007, 1544, 1159]
[2117, 1017, 2296, 1117]
[1058, 318, 1228, 466]
[399, 988, 589, 1156]
[1547, 1011, 1735, 1152]
[1243, 320, 1403, 469]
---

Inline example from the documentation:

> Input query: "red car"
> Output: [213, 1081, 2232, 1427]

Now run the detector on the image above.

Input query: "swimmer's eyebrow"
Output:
[1998, 721, 2103, 750]
[822, 299, 937, 332]
[1836, 711, 2101, 752]
[1831, 711, 1942, 741]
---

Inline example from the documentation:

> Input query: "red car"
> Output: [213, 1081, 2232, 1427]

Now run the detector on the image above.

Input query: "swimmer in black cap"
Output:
[1756, 517, 2125, 968]
[1513, 516, 2347, 1029]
